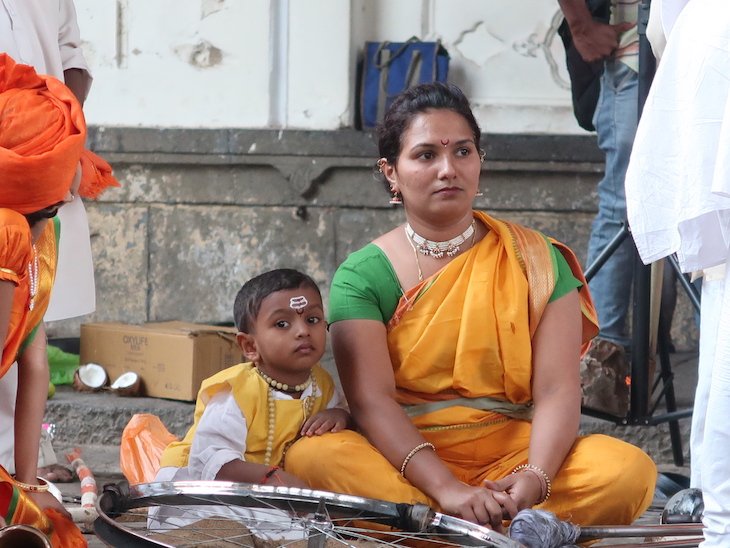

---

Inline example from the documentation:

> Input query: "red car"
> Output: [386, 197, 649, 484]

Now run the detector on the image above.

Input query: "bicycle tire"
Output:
[94, 480, 524, 547]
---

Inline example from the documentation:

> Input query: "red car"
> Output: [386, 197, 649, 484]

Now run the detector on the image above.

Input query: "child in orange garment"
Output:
[0, 53, 98, 548]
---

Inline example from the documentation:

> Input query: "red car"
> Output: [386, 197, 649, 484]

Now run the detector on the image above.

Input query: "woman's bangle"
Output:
[511, 463, 552, 505]
[400, 442, 436, 476]
[260, 466, 280, 484]
[14, 477, 50, 493]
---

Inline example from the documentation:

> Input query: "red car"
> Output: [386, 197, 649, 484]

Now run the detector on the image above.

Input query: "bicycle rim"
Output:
[94, 481, 524, 547]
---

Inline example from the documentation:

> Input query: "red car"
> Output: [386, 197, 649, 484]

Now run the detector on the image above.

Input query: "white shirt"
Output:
[625, 0, 730, 274]
[0, 0, 91, 96]
[647, 0, 691, 60]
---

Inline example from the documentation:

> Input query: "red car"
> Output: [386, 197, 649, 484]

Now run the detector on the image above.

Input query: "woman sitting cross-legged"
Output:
[286, 82, 656, 532]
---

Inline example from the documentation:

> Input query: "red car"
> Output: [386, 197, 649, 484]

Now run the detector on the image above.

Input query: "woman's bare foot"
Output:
[37, 463, 74, 483]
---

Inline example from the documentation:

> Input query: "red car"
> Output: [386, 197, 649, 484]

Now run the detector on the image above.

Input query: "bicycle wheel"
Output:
[94, 480, 524, 547]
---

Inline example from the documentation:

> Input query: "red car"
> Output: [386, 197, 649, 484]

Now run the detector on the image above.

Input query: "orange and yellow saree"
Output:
[289, 212, 655, 526]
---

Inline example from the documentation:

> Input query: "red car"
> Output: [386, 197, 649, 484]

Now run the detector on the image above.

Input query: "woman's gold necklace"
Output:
[405, 228, 424, 282]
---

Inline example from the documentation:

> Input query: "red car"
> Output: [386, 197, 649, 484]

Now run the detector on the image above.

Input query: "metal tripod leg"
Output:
[584, 223, 630, 283]
[668, 254, 701, 313]
[630, 0, 655, 425]
[657, 326, 684, 465]
[631, 247, 688, 465]
[631, 249, 651, 421]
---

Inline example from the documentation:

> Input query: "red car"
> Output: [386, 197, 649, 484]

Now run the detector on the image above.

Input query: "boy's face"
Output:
[238, 286, 326, 385]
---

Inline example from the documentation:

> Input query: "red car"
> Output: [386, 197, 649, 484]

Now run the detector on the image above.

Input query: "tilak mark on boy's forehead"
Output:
[290, 296, 308, 314]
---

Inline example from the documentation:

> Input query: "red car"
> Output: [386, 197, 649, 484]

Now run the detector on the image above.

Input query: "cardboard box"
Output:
[80, 321, 242, 401]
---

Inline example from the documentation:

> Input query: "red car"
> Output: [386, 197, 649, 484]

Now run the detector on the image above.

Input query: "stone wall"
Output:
[46, 128, 699, 359]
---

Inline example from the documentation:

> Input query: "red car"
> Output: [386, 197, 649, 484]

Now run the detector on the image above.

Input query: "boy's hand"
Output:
[271, 469, 309, 489]
[300, 408, 349, 436]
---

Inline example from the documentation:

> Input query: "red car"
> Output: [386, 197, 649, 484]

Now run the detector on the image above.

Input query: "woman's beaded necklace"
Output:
[27, 245, 39, 311]
[261, 371, 317, 466]
[405, 220, 475, 258]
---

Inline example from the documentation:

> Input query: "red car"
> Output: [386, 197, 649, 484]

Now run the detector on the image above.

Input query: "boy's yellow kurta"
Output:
[287, 212, 656, 526]
[161, 362, 335, 470]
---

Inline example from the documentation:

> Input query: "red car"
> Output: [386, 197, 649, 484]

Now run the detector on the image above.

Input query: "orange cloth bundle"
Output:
[120, 414, 179, 484]
[0, 53, 86, 214]
[78, 149, 120, 199]
[0, 465, 86, 547]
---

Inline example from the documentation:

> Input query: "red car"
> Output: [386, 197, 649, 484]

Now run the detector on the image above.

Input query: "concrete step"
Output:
[44, 386, 194, 475]
[45, 386, 194, 446]
[44, 352, 699, 476]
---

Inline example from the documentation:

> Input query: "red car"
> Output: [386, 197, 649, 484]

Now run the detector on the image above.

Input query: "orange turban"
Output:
[0, 53, 85, 213]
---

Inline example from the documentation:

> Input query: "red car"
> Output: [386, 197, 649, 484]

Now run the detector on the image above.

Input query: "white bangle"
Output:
[399, 442, 435, 476]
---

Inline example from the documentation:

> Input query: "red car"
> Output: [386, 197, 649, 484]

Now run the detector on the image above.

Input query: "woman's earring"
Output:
[389, 192, 403, 205]
[476, 150, 485, 197]
[377, 158, 387, 173]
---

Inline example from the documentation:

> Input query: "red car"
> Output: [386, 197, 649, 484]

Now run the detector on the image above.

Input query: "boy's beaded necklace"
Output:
[257, 368, 312, 394]
[260, 370, 317, 466]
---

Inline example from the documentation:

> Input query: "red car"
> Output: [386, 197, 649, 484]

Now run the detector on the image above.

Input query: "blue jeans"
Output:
[587, 60, 638, 348]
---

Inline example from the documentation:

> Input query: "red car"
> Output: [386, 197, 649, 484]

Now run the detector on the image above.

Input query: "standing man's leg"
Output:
[699, 263, 730, 546]
[690, 276, 722, 489]
[587, 59, 639, 350]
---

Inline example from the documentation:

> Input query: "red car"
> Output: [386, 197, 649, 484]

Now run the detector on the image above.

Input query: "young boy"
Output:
[155, 268, 349, 488]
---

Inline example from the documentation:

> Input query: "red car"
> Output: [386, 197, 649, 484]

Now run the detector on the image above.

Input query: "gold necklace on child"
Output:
[263, 373, 317, 466]
[257, 368, 312, 394]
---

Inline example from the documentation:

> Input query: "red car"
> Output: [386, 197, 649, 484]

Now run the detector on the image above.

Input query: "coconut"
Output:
[110, 372, 143, 397]
[73, 363, 108, 392]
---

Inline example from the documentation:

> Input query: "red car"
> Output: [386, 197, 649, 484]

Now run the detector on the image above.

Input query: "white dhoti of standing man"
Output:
[625, 0, 730, 544]
[0, 0, 96, 471]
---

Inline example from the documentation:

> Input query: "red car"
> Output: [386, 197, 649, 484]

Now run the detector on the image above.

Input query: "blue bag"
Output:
[359, 37, 450, 129]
